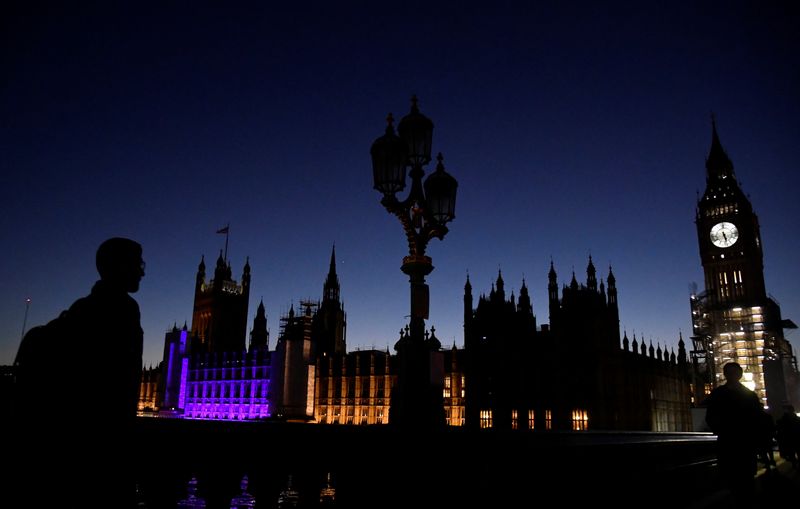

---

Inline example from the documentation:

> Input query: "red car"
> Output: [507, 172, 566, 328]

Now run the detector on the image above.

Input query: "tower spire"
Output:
[324, 244, 340, 302]
[586, 255, 597, 291]
[706, 115, 735, 181]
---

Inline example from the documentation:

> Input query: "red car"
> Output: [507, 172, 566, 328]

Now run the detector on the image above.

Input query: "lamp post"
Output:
[370, 96, 458, 427]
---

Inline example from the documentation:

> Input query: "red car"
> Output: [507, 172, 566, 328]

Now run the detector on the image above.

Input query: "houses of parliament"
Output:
[134, 122, 797, 430]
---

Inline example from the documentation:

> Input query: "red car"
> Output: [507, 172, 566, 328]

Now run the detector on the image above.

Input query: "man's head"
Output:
[96, 237, 145, 293]
[723, 362, 744, 383]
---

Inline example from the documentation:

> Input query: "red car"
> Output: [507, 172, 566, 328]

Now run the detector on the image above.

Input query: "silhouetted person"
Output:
[11, 237, 144, 508]
[756, 409, 776, 470]
[776, 404, 800, 469]
[704, 362, 763, 502]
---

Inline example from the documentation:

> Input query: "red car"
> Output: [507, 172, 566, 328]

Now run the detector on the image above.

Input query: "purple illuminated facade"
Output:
[183, 349, 271, 420]
[152, 253, 274, 421]
[149, 247, 349, 422]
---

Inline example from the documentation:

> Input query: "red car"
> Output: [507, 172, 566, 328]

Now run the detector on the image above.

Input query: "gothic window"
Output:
[572, 409, 589, 431]
[528, 409, 535, 430]
[511, 409, 518, 430]
[545, 409, 553, 430]
[480, 409, 493, 429]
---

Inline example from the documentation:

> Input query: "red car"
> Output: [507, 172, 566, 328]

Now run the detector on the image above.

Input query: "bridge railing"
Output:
[135, 419, 720, 508]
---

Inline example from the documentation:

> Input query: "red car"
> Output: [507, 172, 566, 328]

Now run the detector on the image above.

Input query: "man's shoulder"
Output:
[706, 385, 729, 399]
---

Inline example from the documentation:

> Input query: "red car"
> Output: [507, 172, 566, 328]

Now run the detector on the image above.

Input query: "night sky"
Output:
[2, 2, 798, 367]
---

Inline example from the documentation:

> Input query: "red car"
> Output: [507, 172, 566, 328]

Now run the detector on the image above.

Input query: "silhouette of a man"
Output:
[68, 237, 145, 423]
[776, 404, 800, 469]
[704, 362, 763, 498]
[11, 237, 145, 507]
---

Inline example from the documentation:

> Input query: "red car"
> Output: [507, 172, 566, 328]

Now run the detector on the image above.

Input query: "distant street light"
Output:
[370, 96, 458, 427]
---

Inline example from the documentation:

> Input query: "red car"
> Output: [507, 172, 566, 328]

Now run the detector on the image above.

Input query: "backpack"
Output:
[12, 310, 71, 418]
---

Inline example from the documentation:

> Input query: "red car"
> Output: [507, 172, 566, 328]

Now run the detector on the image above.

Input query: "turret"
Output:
[517, 278, 532, 316]
[464, 274, 473, 322]
[213, 250, 226, 289]
[324, 245, 340, 302]
[677, 332, 687, 366]
[242, 256, 251, 288]
[314, 246, 347, 355]
[494, 270, 505, 302]
[250, 299, 269, 352]
[195, 255, 206, 295]
[586, 255, 597, 291]
[548, 261, 559, 328]
[606, 266, 617, 307]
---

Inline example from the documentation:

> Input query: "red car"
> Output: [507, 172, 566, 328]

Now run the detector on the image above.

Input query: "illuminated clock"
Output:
[710, 222, 739, 248]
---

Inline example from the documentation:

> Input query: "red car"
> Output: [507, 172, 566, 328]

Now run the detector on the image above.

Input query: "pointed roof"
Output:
[329, 244, 337, 275]
[519, 276, 529, 297]
[705, 115, 735, 181]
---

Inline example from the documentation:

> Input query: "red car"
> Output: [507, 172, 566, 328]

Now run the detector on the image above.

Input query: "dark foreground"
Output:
[135, 419, 728, 509]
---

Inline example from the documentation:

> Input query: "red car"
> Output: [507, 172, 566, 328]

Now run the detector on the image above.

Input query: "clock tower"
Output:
[691, 118, 799, 410]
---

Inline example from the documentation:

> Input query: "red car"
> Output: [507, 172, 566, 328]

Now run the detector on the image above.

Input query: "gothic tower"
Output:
[548, 261, 558, 330]
[313, 246, 347, 356]
[692, 119, 797, 408]
[249, 299, 269, 352]
[190, 252, 251, 353]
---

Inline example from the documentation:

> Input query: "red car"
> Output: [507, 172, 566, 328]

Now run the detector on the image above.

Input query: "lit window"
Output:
[572, 409, 589, 431]
[511, 409, 518, 430]
[528, 409, 535, 430]
[545, 409, 552, 430]
[480, 409, 493, 429]
[443, 377, 451, 398]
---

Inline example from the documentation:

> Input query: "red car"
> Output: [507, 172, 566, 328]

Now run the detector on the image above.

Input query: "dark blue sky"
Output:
[2, 2, 798, 366]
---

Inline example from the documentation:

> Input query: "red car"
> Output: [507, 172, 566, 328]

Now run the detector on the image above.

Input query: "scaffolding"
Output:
[689, 290, 714, 403]
[689, 288, 772, 405]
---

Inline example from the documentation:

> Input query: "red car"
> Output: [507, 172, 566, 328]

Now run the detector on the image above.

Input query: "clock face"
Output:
[710, 222, 739, 248]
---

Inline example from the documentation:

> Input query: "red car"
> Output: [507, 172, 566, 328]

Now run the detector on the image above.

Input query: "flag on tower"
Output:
[216, 225, 229, 234]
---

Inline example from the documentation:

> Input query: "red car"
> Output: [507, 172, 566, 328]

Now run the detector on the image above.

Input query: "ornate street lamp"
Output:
[370, 96, 458, 427]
